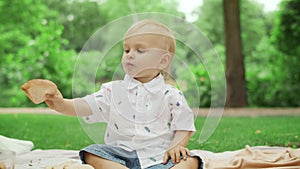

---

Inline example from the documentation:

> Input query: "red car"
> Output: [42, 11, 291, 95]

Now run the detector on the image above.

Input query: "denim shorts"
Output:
[79, 144, 203, 169]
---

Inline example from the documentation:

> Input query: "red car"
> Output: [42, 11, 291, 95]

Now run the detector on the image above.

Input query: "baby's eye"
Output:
[137, 49, 145, 53]
[124, 49, 130, 53]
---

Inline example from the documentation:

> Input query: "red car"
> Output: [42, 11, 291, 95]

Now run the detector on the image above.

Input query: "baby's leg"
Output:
[170, 157, 199, 169]
[84, 152, 129, 169]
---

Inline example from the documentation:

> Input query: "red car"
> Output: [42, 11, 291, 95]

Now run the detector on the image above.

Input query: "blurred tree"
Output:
[223, 0, 247, 107]
[0, 0, 51, 57]
[99, 0, 182, 21]
[194, 0, 225, 46]
[4, 0, 292, 107]
[44, 0, 183, 52]
[0, 0, 189, 107]
[0, 0, 76, 107]
[272, 0, 300, 56]
[194, 0, 266, 58]
[245, 36, 286, 107]
[193, 0, 273, 107]
[44, 0, 107, 52]
[270, 0, 300, 106]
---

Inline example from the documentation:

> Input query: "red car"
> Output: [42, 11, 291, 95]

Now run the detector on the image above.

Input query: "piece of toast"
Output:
[0, 161, 6, 169]
[21, 79, 58, 104]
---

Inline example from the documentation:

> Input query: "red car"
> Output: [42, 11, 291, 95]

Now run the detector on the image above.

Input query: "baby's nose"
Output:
[126, 52, 134, 59]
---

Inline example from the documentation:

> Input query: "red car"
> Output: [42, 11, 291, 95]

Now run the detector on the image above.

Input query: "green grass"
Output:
[190, 116, 300, 152]
[1, 114, 299, 152]
[0, 114, 94, 150]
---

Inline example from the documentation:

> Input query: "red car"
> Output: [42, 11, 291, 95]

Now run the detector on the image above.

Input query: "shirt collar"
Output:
[123, 74, 165, 94]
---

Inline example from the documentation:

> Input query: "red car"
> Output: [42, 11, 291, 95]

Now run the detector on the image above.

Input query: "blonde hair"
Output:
[125, 20, 176, 85]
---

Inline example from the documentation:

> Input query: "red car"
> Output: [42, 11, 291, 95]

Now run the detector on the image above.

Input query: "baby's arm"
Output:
[45, 91, 92, 117]
[163, 130, 193, 164]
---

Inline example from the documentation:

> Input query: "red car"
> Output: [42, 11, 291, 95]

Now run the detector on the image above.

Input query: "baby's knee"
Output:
[83, 152, 98, 164]
[188, 157, 200, 169]
[171, 157, 199, 169]
[82, 152, 129, 169]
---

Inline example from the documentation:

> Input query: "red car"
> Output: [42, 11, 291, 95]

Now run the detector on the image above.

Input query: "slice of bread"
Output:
[21, 79, 58, 104]
[0, 161, 6, 169]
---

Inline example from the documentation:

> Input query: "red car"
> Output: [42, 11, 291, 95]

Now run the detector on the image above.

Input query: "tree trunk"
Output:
[223, 0, 247, 107]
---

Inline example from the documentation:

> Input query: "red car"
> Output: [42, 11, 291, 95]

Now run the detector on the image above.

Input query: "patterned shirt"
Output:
[82, 74, 195, 168]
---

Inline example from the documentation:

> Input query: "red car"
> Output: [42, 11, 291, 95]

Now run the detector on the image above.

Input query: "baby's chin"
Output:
[123, 69, 141, 78]
[123, 71, 136, 77]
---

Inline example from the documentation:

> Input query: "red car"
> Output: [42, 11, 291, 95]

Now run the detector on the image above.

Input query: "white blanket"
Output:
[15, 149, 81, 169]
[0, 135, 34, 155]
[1, 135, 300, 169]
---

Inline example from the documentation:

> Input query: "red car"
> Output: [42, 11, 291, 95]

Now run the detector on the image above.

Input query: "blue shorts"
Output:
[79, 144, 203, 169]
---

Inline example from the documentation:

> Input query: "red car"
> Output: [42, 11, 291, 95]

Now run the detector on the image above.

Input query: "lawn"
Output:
[0, 114, 299, 152]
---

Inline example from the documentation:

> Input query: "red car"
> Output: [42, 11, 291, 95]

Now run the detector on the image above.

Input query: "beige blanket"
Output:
[1, 144, 297, 168]
[192, 145, 300, 169]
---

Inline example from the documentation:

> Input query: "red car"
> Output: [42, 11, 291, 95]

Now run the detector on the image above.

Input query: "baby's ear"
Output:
[159, 53, 171, 69]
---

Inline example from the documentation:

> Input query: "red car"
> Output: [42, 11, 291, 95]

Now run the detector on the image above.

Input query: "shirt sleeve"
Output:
[82, 82, 112, 124]
[168, 88, 196, 132]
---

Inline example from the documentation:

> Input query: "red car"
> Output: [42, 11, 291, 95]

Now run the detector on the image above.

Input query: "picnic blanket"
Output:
[1, 135, 300, 169]
[192, 145, 300, 169]
[0, 135, 34, 155]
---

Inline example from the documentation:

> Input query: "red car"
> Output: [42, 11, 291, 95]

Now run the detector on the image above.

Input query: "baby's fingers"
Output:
[163, 152, 169, 164]
[45, 91, 62, 101]
[45, 93, 55, 100]
[45, 99, 55, 109]
[175, 149, 181, 163]
[169, 150, 176, 163]
[181, 148, 190, 160]
[45, 91, 63, 110]
[164, 149, 177, 164]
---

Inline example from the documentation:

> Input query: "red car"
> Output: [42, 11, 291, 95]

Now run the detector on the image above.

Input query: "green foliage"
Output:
[272, 0, 300, 56]
[99, 0, 183, 21]
[174, 41, 226, 107]
[244, 0, 300, 107]
[194, 0, 266, 57]
[0, 0, 299, 107]
[0, 0, 76, 107]
[194, 0, 300, 107]
[173, 42, 209, 107]
[185, 64, 211, 107]
[246, 37, 284, 106]
[72, 47, 123, 97]
[268, 0, 300, 106]
[44, 0, 107, 51]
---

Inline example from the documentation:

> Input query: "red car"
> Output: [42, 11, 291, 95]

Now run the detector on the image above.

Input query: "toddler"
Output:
[46, 19, 202, 169]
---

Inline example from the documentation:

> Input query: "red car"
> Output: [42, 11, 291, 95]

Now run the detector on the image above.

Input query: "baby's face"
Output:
[122, 34, 170, 83]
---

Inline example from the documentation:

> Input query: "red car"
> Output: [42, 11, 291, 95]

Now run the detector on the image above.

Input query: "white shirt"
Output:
[83, 74, 195, 168]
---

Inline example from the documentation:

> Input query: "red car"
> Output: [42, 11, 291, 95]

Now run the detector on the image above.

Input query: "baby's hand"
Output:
[45, 90, 64, 111]
[163, 144, 190, 164]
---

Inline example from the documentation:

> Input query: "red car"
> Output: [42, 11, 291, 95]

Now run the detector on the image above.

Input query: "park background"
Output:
[1, 0, 299, 108]
[0, 0, 300, 153]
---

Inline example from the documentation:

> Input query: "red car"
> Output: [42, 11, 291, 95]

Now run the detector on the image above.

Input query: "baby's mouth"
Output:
[125, 62, 134, 68]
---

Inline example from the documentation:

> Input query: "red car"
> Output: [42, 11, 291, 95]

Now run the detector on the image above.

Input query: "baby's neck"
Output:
[134, 77, 154, 83]
[134, 73, 160, 83]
